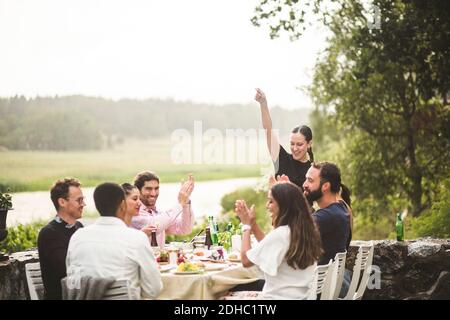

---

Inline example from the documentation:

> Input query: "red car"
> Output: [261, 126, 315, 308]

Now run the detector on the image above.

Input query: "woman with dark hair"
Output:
[121, 183, 154, 237]
[255, 88, 313, 189]
[232, 182, 323, 299]
[121, 183, 140, 226]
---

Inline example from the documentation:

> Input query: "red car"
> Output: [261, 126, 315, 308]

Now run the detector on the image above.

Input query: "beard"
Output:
[140, 197, 156, 208]
[305, 187, 323, 203]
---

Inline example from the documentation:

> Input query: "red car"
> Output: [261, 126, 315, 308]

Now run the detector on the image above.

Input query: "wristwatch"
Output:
[241, 224, 252, 232]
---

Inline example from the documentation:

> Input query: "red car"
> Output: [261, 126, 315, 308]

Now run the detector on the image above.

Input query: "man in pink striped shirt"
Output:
[130, 171, 194, 248]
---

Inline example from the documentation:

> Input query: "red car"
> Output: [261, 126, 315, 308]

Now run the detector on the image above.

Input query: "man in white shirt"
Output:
[66, 182, 162, 299]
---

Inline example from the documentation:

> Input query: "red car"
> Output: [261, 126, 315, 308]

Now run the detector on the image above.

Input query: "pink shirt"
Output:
[130, 202, 194, 248]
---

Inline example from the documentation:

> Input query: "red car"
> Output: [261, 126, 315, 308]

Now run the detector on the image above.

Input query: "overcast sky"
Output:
[0, 0, 328, 109]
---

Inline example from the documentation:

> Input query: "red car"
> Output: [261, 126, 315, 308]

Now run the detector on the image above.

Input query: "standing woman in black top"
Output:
[255, 88, 313, 190]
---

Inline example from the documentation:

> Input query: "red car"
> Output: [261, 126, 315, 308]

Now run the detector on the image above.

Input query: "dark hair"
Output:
[93, 182, 125, 217]
[50, 178, 81, 211]
[121, 183, 137, 196]
[340, 183, 351, 208]
[339, 183, 353, 233]
[312, 161, 341, 194]
[271, 182, 323, 269]
[133, 171, 159, 191]
[292, 125, 314, 161]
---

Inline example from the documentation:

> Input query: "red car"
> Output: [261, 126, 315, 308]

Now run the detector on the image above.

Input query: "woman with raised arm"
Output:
[255, 88, 313, 190]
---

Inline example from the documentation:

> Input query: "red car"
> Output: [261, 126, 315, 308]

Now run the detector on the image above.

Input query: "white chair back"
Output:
[308, 259, 333, 300]
[342, 241, 374, 300]
[330, 251, 347, 300]
[102, 279, 134, 300]
[61, 277, 134, 300]
[25, 262, 44, 300]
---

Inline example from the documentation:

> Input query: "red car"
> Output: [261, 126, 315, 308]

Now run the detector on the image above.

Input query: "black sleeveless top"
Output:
[274, 145, 311, 190]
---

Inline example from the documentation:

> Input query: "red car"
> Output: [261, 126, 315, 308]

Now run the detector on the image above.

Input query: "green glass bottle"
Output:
[396, 213, 404, 241]
[212, 221, 219, 245]
[208, 216, 218, 245]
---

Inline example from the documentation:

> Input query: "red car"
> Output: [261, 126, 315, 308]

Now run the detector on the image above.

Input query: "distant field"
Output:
[0, 139, 263, 192]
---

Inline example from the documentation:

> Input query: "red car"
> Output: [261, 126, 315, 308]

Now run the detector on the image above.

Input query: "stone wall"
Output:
[1, 239, 449, 300]
[348, 238, 450, 300]
[0, 249, 39, 300]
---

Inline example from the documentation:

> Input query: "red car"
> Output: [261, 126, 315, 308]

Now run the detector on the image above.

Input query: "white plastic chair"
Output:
[102, 279, 134, 300]
[308, 259, 333, 300]
[329, 251, 347, 300]
[341, 241, 374, 300]
[61, 277, 134, 300]
[25, 262, 44, 300]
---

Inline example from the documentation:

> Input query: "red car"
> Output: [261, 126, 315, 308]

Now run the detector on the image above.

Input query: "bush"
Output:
[410, 178, 450, 238]
[220, 187, 271, 233]
[0, 221, 46, 254]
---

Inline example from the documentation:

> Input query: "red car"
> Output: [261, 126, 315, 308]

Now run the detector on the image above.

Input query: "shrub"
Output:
[0, 221, 46, 253]
[410, 178, 450, 238]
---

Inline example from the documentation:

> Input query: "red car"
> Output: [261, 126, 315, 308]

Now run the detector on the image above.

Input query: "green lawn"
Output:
[0, 139, 262, 192]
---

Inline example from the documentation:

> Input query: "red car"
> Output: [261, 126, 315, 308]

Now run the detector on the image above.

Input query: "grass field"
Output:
[0, 139, 263, 192]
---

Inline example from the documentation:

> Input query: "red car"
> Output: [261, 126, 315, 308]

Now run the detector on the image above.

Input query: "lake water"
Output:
[6, 177, 261, 226]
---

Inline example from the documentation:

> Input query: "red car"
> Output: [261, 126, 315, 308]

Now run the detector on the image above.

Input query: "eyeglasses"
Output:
[66, 197, 85, 205]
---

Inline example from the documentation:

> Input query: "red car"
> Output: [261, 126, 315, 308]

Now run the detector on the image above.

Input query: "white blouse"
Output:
[246, 225, 316, 299]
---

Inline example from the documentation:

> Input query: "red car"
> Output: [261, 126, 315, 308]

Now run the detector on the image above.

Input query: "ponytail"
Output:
[340, 183, 353, 233]
[340, 183, 351, 208]
[307, 147, 314, 162]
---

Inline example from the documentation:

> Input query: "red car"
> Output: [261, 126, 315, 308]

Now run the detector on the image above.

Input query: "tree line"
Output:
[0, 96, 310, 151]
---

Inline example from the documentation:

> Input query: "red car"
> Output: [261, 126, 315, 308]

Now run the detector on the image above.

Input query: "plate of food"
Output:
[173, 270, 203, 275]
[173, 261, 204, 275]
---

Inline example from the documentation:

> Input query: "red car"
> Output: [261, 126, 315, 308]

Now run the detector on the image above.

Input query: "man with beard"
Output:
[303, 162, 352, 265]
[131, 171, 194, 248]
[303, 162, 352, 298]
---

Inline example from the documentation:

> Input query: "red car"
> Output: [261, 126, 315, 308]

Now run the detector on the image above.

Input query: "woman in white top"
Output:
[234, 182, 323, 299]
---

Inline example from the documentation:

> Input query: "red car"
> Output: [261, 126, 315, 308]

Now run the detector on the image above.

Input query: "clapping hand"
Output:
[268, 174, 290, 188]
[178, 174, 194, 206]
[234, 200, 256, 226]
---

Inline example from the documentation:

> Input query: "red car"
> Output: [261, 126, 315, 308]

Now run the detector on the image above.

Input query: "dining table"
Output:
[156, 261, 263, 300]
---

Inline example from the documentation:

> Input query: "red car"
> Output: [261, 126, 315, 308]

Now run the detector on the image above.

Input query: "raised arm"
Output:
[235, 200, 265, 268]
[166, 174, 195, 235]
[255, 88, 280, 162]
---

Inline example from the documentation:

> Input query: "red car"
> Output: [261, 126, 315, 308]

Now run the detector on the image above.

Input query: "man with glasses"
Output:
[37, 178, 85, 299]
